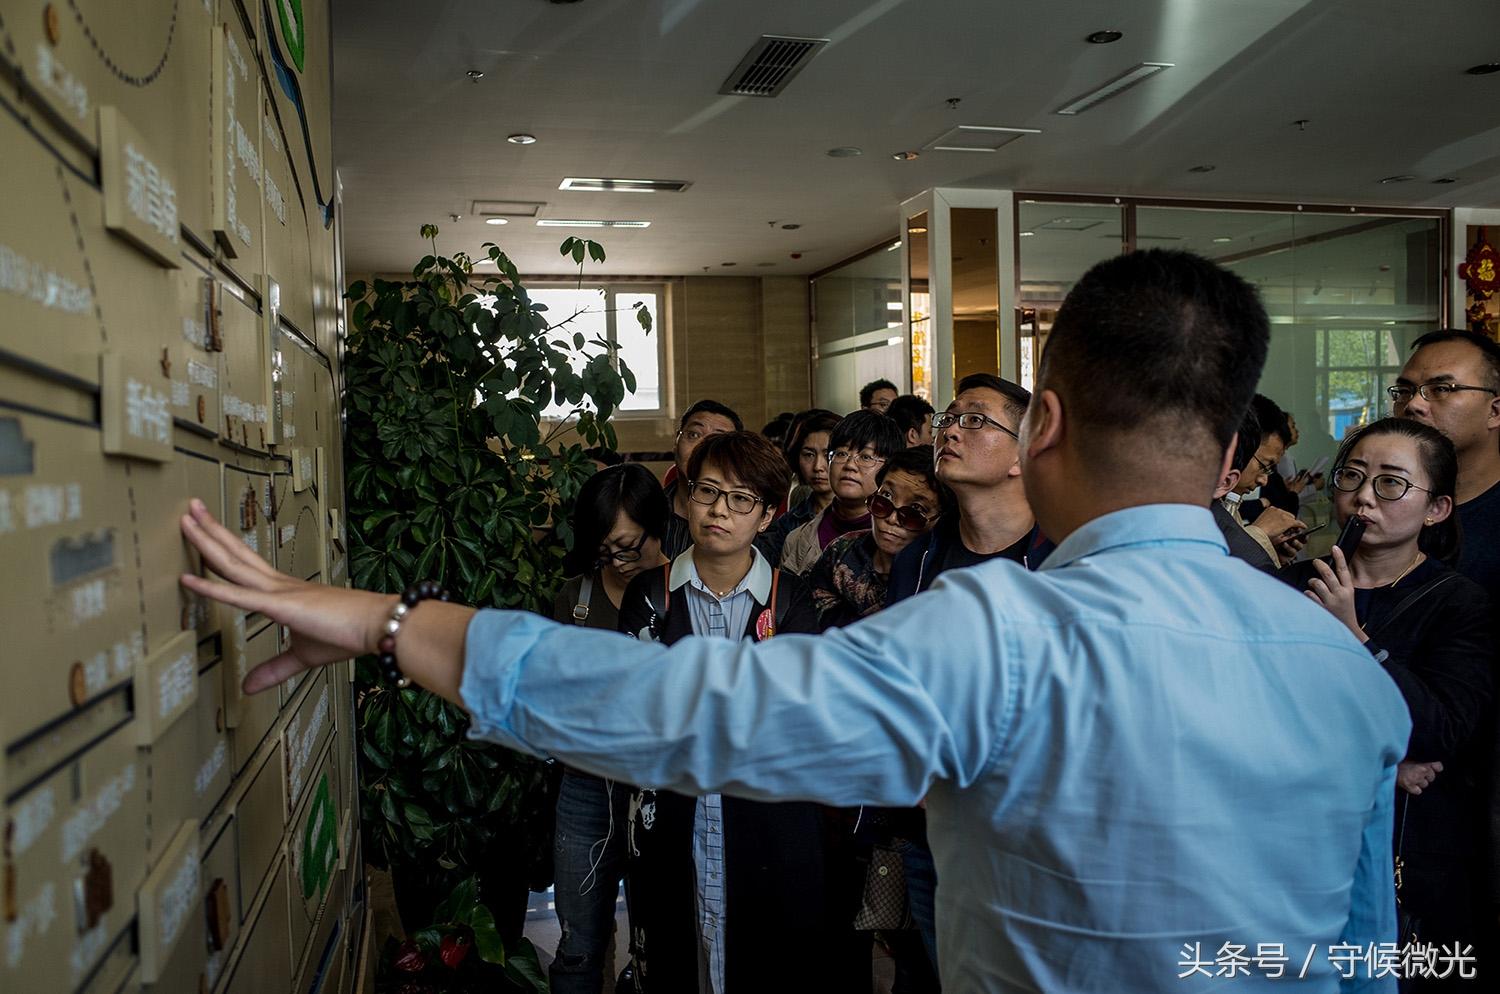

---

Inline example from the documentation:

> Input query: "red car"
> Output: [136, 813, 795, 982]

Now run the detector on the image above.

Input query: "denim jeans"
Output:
[901, 839, 941, 987]
[550, 770, 632, 994]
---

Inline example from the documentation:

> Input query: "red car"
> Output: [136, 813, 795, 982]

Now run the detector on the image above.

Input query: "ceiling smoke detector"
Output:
[1085, 30, 1123, 44]
[719, 35, 829, 97]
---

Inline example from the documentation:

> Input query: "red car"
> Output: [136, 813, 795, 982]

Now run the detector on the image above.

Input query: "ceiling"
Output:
[332, 0, 1500, 278]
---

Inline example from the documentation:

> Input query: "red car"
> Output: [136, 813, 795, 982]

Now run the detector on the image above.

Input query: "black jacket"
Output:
[1281, 557, 1497, 944]
[616, 565, 859, 992]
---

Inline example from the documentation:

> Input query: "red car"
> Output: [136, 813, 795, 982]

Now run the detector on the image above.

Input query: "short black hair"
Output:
[687, 431, 790, 507]
[1249, 394, 1290, 447]
[680, 399, 743, 432]
[954, 373, 1031, 424]
[829, 409, 905, 460]
[1229, 408, 1262, 475]
[886, 394, 935, 435]
[1409, 328, 1500, 392]
[563, 463, 669, 576]
[859, 379, 899, 407]
[1038, 248, 1269, 460]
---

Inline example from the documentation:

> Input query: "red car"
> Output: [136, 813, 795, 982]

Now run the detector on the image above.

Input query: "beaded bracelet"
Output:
[377, 580, 451, 687]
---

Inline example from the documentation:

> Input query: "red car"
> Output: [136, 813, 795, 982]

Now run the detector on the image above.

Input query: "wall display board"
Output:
[0, 2, 360, 991]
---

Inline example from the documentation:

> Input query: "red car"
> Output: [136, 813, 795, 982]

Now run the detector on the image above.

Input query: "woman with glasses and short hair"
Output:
[615, 432, 863, 992]
[778, 411, 906, 575]
[806, 446, 946, 631]
[548, 464, 670, 994]
[1281, 418, 1496, 981]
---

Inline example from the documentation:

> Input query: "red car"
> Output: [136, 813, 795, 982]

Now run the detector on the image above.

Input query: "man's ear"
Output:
[1025, 390, 1065, 462]
[906, 427, 921, 447]
[1214, 468, 1242, 500]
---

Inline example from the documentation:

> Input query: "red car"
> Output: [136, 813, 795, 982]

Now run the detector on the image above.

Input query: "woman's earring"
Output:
[1424, 518, 1433, 526]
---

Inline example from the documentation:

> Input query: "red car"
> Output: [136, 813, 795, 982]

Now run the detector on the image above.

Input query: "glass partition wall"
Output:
[811, 236, 909, 414]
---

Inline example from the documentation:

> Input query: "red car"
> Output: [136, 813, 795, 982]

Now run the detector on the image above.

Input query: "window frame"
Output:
[524, 280, 669, 420]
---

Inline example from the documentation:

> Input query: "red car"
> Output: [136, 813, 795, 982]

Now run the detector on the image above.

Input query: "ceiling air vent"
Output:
[719, 35, 829, 97]
[923, 125, 1040, 153]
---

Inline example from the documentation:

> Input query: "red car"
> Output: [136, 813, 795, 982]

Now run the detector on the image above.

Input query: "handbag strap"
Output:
[1363, 571, 1457, 643]
[571, 573, 594, 625]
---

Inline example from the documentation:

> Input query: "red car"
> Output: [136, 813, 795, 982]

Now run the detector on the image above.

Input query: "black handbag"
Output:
[1394, 793, 1421, 947]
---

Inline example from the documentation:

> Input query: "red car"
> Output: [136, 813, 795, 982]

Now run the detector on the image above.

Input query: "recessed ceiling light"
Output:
[907, 225, 928, 235]
[1378, 175, 1415, 184]
[1464, 63, 1500, 75]
[535, 219, 651, 228]
[466, 69, 485, 80]
[1188, 164, 1216, 173]
[781, 223, 801, 230]
[1433, 177, 1459, 184]
[826, 146, 863, 157]
[1019, 230, 1035, 237]
[1085, 30, 1123, 44]
[507, 133, 537, 145]
[1212, 236, 1232, 243]
[484, 217, 508, 225]
[892, 150, 920, 161]
[559, 177, 690, 193]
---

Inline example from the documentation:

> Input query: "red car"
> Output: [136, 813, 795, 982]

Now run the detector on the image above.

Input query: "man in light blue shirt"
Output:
[184, 249, 1413, 992]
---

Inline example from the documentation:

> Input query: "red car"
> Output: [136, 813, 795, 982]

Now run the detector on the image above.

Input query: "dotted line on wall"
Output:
[67, 0, 178, 87]
[58, 161, 108, 345]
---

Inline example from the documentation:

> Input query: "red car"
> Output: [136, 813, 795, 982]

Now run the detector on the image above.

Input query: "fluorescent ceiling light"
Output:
[559, 177, 690, 193]
[484, 217, 508, 225]
[1054, 63, 1174, 115]
[887, 301, 904, 311]
[536, 219, 651, 228]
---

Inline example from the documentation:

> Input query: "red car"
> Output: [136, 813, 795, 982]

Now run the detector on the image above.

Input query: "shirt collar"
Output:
[1040, 504, 1229, 571]
[669, 546, 773, 602]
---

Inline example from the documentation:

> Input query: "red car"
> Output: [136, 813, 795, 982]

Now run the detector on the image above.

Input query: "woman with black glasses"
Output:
[1281, 418, 1496, 986]
[806, 446, 945, 630]
[548, 464, 669, 994]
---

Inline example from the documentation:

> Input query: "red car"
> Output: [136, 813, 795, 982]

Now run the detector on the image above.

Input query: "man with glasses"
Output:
[663, 399, 743, 557]
[180, 250, 1411, 993]
[1228, 395, 1308, 566]
[884, 372, 1050, 979]
[779, 411, 904, 574]
[1391, 329, 1500, 605]
[860, 378, 900, 414]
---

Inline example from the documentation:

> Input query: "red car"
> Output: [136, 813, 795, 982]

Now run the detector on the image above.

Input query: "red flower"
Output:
[393, 940, 427, 974]
[440, 931, 472, 969]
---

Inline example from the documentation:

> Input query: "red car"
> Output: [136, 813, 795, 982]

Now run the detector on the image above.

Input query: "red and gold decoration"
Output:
[1460, 230, 1500, 342]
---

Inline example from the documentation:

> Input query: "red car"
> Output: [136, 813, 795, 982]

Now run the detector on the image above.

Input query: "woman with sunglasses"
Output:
[1281, 418, 1496, 977]
[548, 464, 669, 994]
[614, 431, 862, 993]
[779, 410, 907, 575]
[806, 446, 945, 630]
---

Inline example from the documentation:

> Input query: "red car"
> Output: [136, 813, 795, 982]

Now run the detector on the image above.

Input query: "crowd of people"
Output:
[540, 324, 1500, 993]
[175, 250, 1500, 994]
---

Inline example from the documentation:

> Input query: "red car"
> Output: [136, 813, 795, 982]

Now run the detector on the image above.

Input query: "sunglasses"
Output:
[868, 491, 937, 531]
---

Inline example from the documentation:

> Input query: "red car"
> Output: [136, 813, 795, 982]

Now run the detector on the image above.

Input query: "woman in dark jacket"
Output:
[616, 431, 861, 993]
[548, 464, 669, 994]
[1283, 418, 1496, 988]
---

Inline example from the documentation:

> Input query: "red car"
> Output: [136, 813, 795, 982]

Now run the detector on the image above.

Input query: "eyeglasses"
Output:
[594, 533, 648, 568]
[1387, 382, 1499, 405]
[1330, 466, 1432, 502]
[828, 449, 887, 468]
[1251, 454, 1279, 478]
[931, 411, 1019, 440]
[687, 481, 764, 515]
[867, 492, 937, 531]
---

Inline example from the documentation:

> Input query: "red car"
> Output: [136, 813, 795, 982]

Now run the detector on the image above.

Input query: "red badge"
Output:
[755, 607, 774, 641]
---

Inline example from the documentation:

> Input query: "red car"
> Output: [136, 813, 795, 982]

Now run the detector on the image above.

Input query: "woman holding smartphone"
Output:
[1281, 418, 1496, 982]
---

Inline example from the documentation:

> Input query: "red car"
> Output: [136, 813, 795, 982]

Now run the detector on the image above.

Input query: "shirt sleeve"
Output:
[1338, 761, 1400, 993]
[458, 570, 1018, 807]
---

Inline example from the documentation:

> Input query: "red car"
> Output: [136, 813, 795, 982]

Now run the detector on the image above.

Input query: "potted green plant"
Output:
[344, 226, 648, 986]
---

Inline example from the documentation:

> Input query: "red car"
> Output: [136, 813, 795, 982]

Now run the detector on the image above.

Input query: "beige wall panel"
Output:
[179, 445, 226, 640]
[199, 818, 243, 993]
[224, 617, 280, 771]
[78, 930, 138, 994]
[0, 411, 145, 748]
[222, 462, 274, 568]
[234, 742, 286, 916]
[4, 0, 215, 242]
[261, 113, 315, 336]
[134, 819, 201, 983]
[286, 744, 340, 974]
[760, 277, 813, 417]
[0, 111, 109, 385]
[172, 262, 225, 437]
[223, 858, 293, 994]
[1, 720, 147, 991]
[680, 276, 765, 430]
[211, 8, 265, 283]
[272, 472, 322, 581]
[217, 285, 271, 451]
[282, 670, 332, 820]
[139, 653, 229, 858]
[278, 329, 330, 454]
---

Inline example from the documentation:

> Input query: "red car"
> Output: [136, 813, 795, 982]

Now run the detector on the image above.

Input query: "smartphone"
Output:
[1334, 516, 1367, 561]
